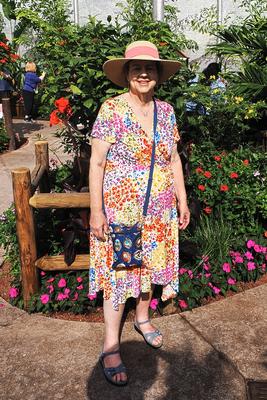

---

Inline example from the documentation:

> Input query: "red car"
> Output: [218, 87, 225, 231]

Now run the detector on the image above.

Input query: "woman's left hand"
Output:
[178, 202, 190, 230]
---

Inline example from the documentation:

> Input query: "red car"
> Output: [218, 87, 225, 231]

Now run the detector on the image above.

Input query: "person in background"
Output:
[0, 69, 13, 119]
[22, 62, 45, 123]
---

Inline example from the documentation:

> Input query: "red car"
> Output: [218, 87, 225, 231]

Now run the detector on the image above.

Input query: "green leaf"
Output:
[70, 85, 82, 95]
[83, 98, 94, 109]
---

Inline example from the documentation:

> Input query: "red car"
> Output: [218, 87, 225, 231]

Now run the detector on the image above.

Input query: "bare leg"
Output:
[102, 298, 127, 383]
[135, 286, 162, 347]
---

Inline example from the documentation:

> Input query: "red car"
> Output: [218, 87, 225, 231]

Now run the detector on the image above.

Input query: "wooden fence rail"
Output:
[12, 141, 90, 309]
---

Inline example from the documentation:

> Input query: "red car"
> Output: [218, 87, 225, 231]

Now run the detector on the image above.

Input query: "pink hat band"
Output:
[103, 40, 185, 88]
[125, 45, 159, 60]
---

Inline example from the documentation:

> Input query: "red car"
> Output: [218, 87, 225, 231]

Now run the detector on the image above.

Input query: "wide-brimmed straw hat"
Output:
[103, 40, 186, 87]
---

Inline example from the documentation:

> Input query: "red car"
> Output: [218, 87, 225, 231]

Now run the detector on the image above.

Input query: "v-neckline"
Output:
[119, 94, 155, 142]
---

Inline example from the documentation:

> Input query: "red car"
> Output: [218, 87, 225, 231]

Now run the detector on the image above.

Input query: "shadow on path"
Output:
[86, 340, 245, 400]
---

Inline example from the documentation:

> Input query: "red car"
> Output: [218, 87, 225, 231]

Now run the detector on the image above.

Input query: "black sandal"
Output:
[99, 349, 128, 386]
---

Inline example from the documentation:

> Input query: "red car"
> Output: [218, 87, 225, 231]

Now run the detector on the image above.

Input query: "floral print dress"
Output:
[89, 95, 180, 310]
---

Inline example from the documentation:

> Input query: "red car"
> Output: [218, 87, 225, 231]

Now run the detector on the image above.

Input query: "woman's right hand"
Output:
[89, 210, 109, 241]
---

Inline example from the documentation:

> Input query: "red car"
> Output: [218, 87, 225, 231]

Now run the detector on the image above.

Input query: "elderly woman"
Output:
[89, 40, 190, 386]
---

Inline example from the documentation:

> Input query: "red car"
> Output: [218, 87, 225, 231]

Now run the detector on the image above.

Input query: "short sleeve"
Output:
[91, 99, 117, 144]
[170, 107, 180, 143]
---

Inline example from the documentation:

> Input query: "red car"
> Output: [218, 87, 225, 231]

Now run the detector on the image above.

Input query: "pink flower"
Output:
[40, 271, 46, 276]
[77, 276, 83, 283]
[179, 268, 187, 275]
[178, 299, 188, 309]
[212, 286, 221, 295]
[57, 293, 66, 301]
[246, 240, 255, 249]
[87, 293, 97, 301]
[47, 277, 55, 283]
[202, 255, 209, 262]
[261, 263, 266, 271]
[47, 285, 54, 294]
[77, 284, 83, 290]
[203, 263, 210, 271]
[227, 278, 236, 285]
[9, 287, 19, 298]
[234, 256, 243, 263]
[222, 263, 231, 273]
[40, 294, 50, 304]
[187, 270, 193, 279]
[72, 292, 79, 301]
[149, 298, 158, 310]
[244, 251, 254, 260]
[205, 273, 211, 278]
[64, 288, 70, 298]
[58, 278, 67, 288]
[254, 244, 262, 253]
[247, 262, 256, 271]
[230, 251, 241, 257]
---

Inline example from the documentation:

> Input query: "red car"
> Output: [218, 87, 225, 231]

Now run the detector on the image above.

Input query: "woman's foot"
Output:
[134, 319, 163, 348]
[100, 348, 128, 386]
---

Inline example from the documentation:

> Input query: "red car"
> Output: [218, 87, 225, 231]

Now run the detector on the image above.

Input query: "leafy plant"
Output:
[0, 120, 8, 152]
[187, 143, 267, 236]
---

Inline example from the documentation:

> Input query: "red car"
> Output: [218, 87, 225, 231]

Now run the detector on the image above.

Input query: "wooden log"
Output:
[35, 254, 89, 271]
[12, 168, 39, 309]
[29, 192, 90, 209]
[34, 141, 50, 192]
[2, 97, 16, 151]
[31, 165, 47, 192]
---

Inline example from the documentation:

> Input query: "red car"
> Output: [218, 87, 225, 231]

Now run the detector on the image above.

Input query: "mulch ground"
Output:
[1, 260, 267, 323]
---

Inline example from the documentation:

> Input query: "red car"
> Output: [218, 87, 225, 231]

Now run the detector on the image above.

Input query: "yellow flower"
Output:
[234, 96, 244, 104]
[212, 88, 220, 94]
[209, 75, 216, 80]
[191, 92, 197, 98]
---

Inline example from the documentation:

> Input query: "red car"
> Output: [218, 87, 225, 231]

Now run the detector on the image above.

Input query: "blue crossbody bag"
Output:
[108, 99, 157, 269]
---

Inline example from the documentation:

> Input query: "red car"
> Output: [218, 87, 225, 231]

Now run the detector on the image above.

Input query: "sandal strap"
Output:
[143, 330, 162, 343]
[103, 362, 127, 377]
[135, 319, 150, 327]
[101, 349, 120, 358]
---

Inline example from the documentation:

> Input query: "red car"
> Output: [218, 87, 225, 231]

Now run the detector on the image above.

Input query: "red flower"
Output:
[243, 159, 249, 165]
[0, 59, 7, 63]
[198, 184, 206, 191]
[49, 110, 62, 126]
[195, 167, 204, 174]
[204, 171, 212, 178]
[220, 184, 229, 192]
[54, 97, 70, 114]
[10, 53, 20, 60]
[217, 164, 222, 169]
[230, 172, 238, 179]
[0, 41, 9, 51]
[203, 206, 212, 214]
[214, 155, 221, 161]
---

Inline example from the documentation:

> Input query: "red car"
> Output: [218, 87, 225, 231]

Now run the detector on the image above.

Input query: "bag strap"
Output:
[102, 98, 157, 218]
[142, 99, 157, 217]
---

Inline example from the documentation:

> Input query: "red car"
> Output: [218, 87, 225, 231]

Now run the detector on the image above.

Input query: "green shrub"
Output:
[187, 143, 267, 236]
[0, 121, 9, 153]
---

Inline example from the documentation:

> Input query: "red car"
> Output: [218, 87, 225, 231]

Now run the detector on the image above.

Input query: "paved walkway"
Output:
[0, 120, 266, 400]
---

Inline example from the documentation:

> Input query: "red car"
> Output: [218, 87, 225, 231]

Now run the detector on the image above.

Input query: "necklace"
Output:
[128, 93, 152, 118]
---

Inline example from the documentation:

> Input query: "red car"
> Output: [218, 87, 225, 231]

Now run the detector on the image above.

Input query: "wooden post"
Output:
[35, 141, 50, 192]
[2, 97, 16, 151]
[12, 168, 39, 309]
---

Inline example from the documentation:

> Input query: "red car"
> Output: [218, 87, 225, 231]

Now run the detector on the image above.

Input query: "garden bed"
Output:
[1, 260, 267, 323]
